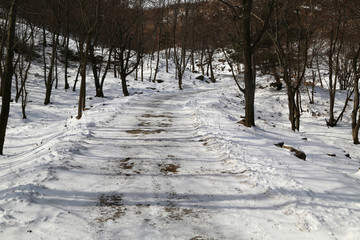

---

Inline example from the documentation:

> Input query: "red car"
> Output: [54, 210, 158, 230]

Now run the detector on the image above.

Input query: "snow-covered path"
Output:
[47, 90, 253, 239]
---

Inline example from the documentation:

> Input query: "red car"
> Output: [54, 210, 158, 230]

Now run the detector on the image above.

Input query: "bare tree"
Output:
[351, 45, 360, 144]
[76, 0, 101, 119]
[268, 0, 316, 131]
[43, 0, 61, 105]
[14, 20, 36, 119]
[170, 0, 194, 90]
[106, 0, 144, 96]
[324, 0, 348, 127]
[219, 0, 274, 127]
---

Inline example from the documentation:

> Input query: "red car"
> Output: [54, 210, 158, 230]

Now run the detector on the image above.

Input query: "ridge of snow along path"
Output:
[1, 80, 360, 239]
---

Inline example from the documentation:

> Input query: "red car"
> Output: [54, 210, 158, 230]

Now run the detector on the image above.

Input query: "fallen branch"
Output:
[10, 164, 21, 177]
[275, 142, 306, 161]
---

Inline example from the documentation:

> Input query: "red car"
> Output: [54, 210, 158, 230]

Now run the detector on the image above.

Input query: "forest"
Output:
[0, 1, 360, 239]
[0, 0, 359, 152]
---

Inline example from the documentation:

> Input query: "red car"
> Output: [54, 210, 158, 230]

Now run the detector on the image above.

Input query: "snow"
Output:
[0, 50, 359, 240]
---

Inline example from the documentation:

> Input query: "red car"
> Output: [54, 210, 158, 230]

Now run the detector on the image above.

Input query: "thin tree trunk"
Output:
[316, 55, 323, 88]
[55, 46, 58, 89]
[44, 31, 59, 105]
[0, 15, 9, 93]
[42, 26, 47, 87]
[64, 31, 70, 89]
[165, 48, 169, 73]
[73, 64, 81, 91]
[77, 37, 89, 119]
[153, 37, 161, 83]
[89, 43, 102, 97]
[98, 47, 113, 98]
[141, 58, 144, 82]
[352, 47, 360, 144]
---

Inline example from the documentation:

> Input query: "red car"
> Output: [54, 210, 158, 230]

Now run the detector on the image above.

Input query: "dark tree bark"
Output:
[352, 46, 360, 144]
[242, 0, 255, 127]
[0, 12, 9, 92]
[0, 0, 17, 155]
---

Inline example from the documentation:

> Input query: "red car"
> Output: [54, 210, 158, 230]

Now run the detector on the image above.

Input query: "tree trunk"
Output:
[55, 47, 58, 89]
[77, 37, 89, 119]
[64, 32, 70, 89]
[98, 47, 113, 98]
[73, 64, 81, 91]
[165, 48, 169, 73]
[89, 43, 102, 97]
[287, 85, 296, 131]
[0, 14, 9, 93]
[44, 31, 59, 105]
[352, 48, 360, 144]
[0, 0, 17, 155]
[153, 37, 161, 83]
[120, 72, 129, 97]
[42, 26, 47, 87]
[242, 0, 255, 127]
[207, 49, 215, 83]
[295, 89, 301, 130]
[141, 58, 144, 82]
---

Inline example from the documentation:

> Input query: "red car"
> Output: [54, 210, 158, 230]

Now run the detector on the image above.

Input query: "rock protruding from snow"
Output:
[275, 142, 306, 161]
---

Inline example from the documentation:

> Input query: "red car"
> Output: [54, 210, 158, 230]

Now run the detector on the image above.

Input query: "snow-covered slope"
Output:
[0, 52, 359, 239]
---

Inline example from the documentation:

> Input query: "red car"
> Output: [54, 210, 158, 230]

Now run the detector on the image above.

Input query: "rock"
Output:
[275, 142, 306, 161]
[270, 82, 283, 90]
[291, 148, 306, 161]
[195, 75, 205, 80]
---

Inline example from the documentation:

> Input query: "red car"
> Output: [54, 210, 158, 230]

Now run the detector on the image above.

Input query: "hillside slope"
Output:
[0, 53, 359, 239]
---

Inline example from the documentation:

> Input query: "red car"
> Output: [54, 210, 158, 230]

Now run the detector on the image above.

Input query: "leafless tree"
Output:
[219, 0, 274, 127]
[268, 0, 316, 131]
[76, 0, 101, 119]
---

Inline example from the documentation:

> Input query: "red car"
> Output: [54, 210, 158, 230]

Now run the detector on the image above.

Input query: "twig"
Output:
[10, 164, 21, 177]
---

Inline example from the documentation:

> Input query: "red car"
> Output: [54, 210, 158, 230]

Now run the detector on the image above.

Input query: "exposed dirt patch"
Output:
[190, 236, 214, 240]
[157, 122, 172, 127]
[199, 139, 208, 146]
[159, 163, 180, 174]
[98, 194, 123, 207]
[126, 129, 165, 135]
[138, 121, 151, 127]
[136, 203, 151, 207]
[96, 194, 126, 223]
[221, 170, 247, 175]
[135, 203, 151, 215]
[120, 157, 131, 163]
[163, 202, 200, 221]
[142, 114, 175, 119]
[118, 157, 134, 170]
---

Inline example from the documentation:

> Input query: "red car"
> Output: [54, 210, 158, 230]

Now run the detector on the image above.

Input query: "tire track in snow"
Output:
[75, 90, 253, 239]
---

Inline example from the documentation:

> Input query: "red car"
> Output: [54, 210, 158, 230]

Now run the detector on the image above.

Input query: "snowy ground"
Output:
[0, 53, 360, 239]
